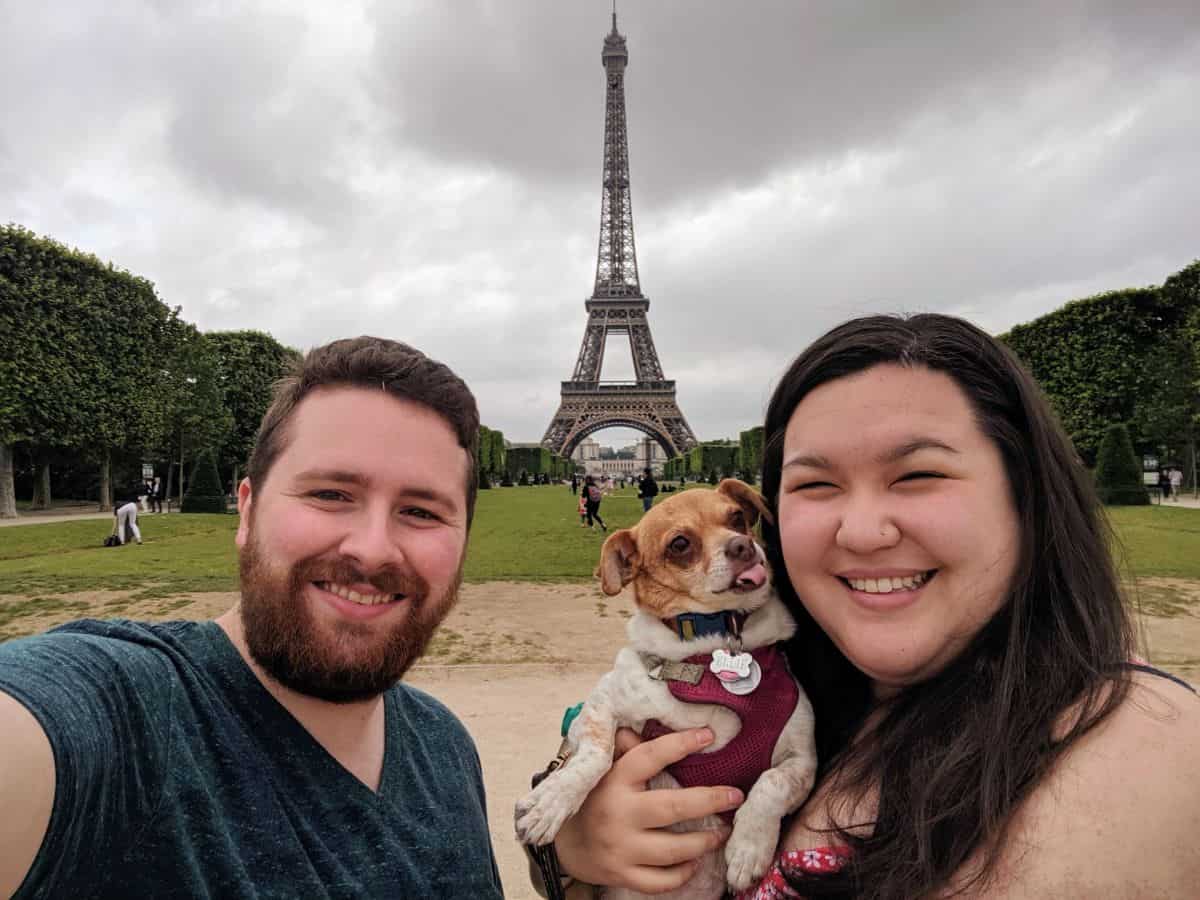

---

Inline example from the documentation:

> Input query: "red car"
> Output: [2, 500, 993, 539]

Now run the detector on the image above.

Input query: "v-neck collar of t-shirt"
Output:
[193, 620, 400, 801]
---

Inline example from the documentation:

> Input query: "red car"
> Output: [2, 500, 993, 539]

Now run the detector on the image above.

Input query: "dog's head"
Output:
[597, 479, 775, 618]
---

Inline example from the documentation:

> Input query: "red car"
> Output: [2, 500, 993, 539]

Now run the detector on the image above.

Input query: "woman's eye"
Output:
[897, 471, 944, 483]
[790, 481, 835, 492]
[668, 535, 690, 554]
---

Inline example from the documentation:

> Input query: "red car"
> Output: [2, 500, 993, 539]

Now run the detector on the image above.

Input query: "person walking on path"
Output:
[583, 475, 606, 531]
[149, 476, 163, 514]
[636, 467, 658, 514]
[1159, 468, 1172, 502]
[1170, 468, 1184, 501]
[571, 474, 579, 495]
[113, 482, 144, 545]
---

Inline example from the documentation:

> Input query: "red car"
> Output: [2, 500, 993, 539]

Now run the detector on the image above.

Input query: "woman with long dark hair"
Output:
[543, 314, 1199, 898]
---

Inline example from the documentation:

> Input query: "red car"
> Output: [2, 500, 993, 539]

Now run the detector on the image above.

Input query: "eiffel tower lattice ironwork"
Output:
[542, 11, 698, 461]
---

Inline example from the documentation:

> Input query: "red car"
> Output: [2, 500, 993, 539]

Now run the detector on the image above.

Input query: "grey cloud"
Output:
[2, 0, 1198, 445]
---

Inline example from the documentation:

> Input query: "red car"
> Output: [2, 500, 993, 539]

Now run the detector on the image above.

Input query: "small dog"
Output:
[515, 479, 816, 898]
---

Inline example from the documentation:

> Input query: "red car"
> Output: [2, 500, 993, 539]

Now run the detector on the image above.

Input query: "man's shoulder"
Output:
[0, 619, 211, 687]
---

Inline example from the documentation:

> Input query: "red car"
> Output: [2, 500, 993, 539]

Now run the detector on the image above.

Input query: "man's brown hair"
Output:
[245, 336, 480, 524]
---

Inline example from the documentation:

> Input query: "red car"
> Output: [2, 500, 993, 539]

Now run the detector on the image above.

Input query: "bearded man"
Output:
[0, 337, 503, 899]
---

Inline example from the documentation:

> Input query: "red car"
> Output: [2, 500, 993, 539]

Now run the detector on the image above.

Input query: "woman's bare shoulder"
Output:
[974, 671, 1200, 897]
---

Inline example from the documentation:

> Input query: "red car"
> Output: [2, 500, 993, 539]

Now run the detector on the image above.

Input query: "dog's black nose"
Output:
[727, 534, 756, 563]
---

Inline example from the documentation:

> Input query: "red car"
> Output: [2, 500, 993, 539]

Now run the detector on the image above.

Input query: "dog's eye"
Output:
[668, 535, 690, 555]
[730, 511, 746, 531]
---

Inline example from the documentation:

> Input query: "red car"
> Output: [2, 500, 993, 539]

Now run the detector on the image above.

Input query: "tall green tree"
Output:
[145, 324, 233, 507]
[0, 225, 178, 516]
[207, 330, 299, 491]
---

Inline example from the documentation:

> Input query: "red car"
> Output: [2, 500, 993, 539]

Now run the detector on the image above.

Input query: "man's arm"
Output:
[0, 690, 55, 898]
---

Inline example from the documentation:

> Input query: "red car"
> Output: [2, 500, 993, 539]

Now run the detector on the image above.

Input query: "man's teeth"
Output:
[321, 582, 395, 605]
[846, 571, 932, 594]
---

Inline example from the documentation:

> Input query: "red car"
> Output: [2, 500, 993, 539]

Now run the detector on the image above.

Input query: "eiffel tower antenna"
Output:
[541, 12, 698, 463]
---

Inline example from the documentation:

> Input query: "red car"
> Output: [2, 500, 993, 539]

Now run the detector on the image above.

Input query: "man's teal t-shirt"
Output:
[0, 619, 504, 899]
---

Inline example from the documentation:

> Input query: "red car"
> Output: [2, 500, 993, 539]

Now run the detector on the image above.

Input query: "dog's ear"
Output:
[717, 478, 775, 527]
[596, 529, 639, 596]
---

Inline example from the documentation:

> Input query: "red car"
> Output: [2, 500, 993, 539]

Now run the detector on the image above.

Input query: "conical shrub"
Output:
[182, 448, 227, 513]
[1094, 423, 1149, 505]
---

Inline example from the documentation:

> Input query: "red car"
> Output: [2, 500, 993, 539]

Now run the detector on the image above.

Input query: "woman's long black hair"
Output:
[760, 314, 1134, 899]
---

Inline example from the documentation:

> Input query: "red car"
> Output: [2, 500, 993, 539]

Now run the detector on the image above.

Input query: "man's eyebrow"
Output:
[293, 469, 369, 486]
[292, 469, 460, 508]
[782, 439, 958, 471]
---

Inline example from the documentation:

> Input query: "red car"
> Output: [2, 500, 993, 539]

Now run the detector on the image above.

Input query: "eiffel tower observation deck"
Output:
[542, 10, 698, 460]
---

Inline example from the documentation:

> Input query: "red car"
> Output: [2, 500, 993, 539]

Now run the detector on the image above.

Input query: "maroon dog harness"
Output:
[641, 645, 800, 810]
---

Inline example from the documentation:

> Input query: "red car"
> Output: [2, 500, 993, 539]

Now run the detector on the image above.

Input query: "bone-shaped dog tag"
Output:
[709, 649, 762, 695]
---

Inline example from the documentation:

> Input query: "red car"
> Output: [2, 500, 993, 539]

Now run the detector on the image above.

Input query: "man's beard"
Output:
[237, 530, 461, 703]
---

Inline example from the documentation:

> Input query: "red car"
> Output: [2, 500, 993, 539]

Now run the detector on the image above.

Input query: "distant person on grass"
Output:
[0, 337, 503, 899]
[636, 466, 658, 513]
[150, 474, 163, 513]
[113, 481, 144, 545]
[582, 474, 606, 531]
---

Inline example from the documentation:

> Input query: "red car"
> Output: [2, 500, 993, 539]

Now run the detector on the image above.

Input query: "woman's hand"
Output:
[553, 726, 744, 893]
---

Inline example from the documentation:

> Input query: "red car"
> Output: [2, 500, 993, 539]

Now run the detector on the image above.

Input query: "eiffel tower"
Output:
[542, 10, 698, 461]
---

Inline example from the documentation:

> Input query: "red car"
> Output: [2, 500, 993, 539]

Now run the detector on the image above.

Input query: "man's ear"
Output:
[717, 478, 775, 527]
[597, 529, 639, 596]
[235, 477, 253, 547]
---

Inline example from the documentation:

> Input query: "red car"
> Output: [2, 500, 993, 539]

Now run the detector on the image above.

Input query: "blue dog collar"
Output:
[668, 610, 746, 641]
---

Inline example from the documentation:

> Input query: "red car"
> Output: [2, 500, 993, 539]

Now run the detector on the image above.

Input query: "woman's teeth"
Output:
[319, 582, 396, 605]
[845, 571, 933, 594]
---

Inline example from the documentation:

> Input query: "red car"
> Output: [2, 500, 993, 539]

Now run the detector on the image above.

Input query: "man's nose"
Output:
[835, 493, 901, 554]
[338, 508, 404, 573]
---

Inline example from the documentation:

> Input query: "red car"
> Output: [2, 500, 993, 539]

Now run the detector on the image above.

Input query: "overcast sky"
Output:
[4, 1, 1199, 448]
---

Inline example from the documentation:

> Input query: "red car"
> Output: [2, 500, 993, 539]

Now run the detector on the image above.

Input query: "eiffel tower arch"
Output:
[542, 12, 698, 461]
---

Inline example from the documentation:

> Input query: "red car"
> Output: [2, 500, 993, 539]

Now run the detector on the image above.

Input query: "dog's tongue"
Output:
[735, 563, 767, 590]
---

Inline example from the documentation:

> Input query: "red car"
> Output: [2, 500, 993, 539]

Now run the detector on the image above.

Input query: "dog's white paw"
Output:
[514, 780, 581, 847]
[723, 816, 780, 892]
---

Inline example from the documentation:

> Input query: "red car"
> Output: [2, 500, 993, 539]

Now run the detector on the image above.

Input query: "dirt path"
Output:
[1, 579, 1197, 897]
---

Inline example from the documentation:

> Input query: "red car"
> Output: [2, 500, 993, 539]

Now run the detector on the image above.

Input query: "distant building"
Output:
[572, 435, 666, 477]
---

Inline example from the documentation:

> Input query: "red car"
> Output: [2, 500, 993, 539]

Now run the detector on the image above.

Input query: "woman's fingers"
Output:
[613, 727, 716, 785]
[630, 823, 731, 866]
[624, 860, 705, 895]
[637, 784, 744, 830]
[612, 727, 642, 760]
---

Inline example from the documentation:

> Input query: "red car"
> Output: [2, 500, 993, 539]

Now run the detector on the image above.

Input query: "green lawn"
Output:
[1105, 505, 1200, 579]
[0, 487, 1197, 599]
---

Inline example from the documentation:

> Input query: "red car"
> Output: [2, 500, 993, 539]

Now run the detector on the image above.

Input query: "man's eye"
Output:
[310, 490, 348, 502]
[402, 507, 437, 521]
[790, 481, 835, 492]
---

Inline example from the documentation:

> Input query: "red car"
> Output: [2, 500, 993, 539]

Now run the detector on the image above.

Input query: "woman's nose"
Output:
[835, 495, 901, 554]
